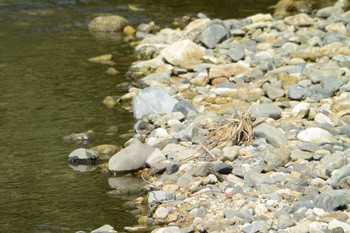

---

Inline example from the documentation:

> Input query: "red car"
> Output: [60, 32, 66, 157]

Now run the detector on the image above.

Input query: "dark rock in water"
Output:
[295, 190, 350, 211]
[68, 148, 99, 165]
[108, 176, 147, 195]
[88, 15, 129, 32]
[288, 85, 312, 100]
[108, 139, 154, 172]
[148, 191, 175, 205]
[253, 122, 288, 147]
[200, 22, 229, 48]
[172, 100, 196, 118]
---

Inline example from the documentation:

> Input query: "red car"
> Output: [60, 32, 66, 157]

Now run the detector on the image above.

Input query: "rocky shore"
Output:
[79, 1, 350, 232]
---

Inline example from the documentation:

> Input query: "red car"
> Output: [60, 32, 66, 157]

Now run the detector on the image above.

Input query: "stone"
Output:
[242, 221, 269, 233]
[108, 176, 146, 195]
[227, 46, 245, 62]
[146, 149, 166, 167]
[250, 103, 282, 120]
[277, 214, 295, 229]
[172, 100, 196, 118]
[328, 219, 350, 232]
[88, 15, 129, 32]
[212, 86, 264, 102]
[340, 125, 350, 137]
[154, 206, 169, 219]
[317, 6, 343, 18]
[133, 87, 178, 119]
[213, 162, 233, 174]
[209, 63, 250, 79]
[288, 85, 312, 100]
[297, 127, 336, 144]
[253, 122, 288, 147]
[160, 39, 205, 69]
[290, 149, 313, 161]
[222, 146, 240, 161]
[91, 224, 117, 233]
[200, 23, 229, 48]
[284, 13, 314, 26]
[264, 146, 291, 171]
[327, 163, 350, 188]
[224, 209, 253, 222]
[292, 102, 310, 118]
[148, 191, 175, 205]
[68, 148, 98, 165]
[90, 144, 120, 160]
[108, 139, 154, 172]
[264, 85, 285, 100]
[151, 226, 181, 233]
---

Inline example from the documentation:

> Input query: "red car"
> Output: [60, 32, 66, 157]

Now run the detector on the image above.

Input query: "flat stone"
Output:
[148, 191, 175, 205]
[108, 139, 154, 172]
[297, 127, 336, 144]
[290, 149, 313, 161]
[250, 103, 282, 120]
[200, 23, 229, 48]
[253, 122, 288, 147]
[133, 87, 179, 119]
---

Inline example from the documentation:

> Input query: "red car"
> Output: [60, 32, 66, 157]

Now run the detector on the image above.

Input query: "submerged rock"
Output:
[68, 148, 99, 165]
[88, 15, 129, 32]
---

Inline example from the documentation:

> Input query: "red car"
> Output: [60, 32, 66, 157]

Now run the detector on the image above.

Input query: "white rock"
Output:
[297, 127, 336, 144]
[160, 39, 205, 69]
[151, 226, 181, 233]
[328, 219, 350, 232]
[91, 224, 117, 233]
[154, 128, 169, 140]
[314, 113, 334, 125]
[154, 206, 169, 219]
[292, 102, 310, 118]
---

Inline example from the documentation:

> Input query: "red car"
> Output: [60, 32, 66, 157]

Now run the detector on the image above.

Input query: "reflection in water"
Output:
[0, 0, 277, 232]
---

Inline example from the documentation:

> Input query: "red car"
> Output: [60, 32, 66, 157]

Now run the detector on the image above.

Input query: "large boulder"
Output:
[88, 15, 129, 32]
[160, 39, 205, 69]
[108, 139, 154, 172]
[133, 87, 178, 119]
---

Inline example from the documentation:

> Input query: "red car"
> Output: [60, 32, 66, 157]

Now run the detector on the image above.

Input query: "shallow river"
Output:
[0, 0, 278, 232]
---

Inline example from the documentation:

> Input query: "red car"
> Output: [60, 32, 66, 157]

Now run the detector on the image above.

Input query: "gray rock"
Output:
[108, 139, 154, 172]
[264, 146, 291, 171]
[250, 103, 282, 120]
[321, 76, 347, 95]
[288, 85, 312, 100]
[91, 224, 117, 233]
[148, 191, 175, 205]
[88, 15, 129, 32]
[68, 148, 98, 165]
[242, 221, 269, 233]
[253, 122, 288, 147]
[277, 214, 295, 229]
[224, 209, 253, 222]
[191, 163, 211, 177]
[166, 163, 180, 174]
[160, 39, 205, 69]
[146, 149, 166, 167]
[265, 85, 285, 100]
[295, 189, 350, 211]
[213, 162, 233, 174]
[133, 87, 178, 119]
[290, 149, 313, 161]
[200, 23, 229, 48]
[222, 146, 240, 161]
[140, 72, 171, 86]
[317, 6, 343, 18]
[176, 173, 194, 188]
[340, 124, 350, 137]
[327, 163, 350, 188]
[172, 100, 196, 118]
[227, 45, 245, 61]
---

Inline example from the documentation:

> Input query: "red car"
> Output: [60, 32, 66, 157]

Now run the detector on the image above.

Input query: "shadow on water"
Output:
[0, 0, 276, 231]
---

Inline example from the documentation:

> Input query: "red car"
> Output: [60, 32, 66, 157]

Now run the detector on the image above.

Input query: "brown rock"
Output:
[211, 77, 229, 86]
[209, 63, 250, 79]
[284, 13, 314, 27]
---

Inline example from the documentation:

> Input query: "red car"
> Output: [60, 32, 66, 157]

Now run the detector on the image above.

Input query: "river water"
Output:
[0, 0, 278, 232]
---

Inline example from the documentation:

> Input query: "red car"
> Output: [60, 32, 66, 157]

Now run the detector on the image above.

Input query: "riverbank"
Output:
[92, 1, 350, 232]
